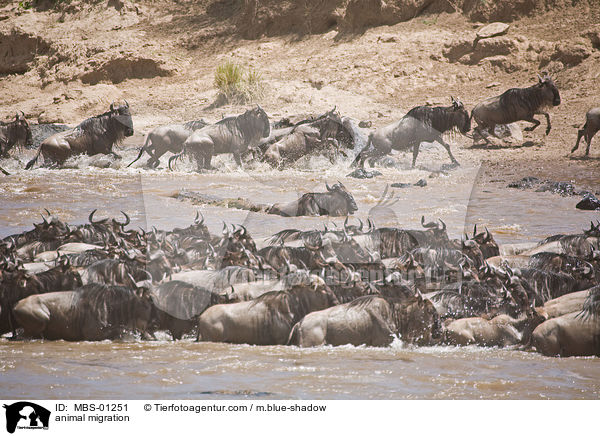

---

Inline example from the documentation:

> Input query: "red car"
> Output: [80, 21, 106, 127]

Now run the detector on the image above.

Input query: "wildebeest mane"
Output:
[406, 105, 467, 135]
[183, 120, 209, 131]
[578, 285, 600, 321]
[77, 283, 145, 329]
[249, 287, 314, 323]
[498, 84, 552, 121]
[72, 110, 126, 146]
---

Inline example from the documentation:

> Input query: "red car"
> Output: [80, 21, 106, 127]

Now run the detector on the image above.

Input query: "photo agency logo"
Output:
[3, 402, 50, 434]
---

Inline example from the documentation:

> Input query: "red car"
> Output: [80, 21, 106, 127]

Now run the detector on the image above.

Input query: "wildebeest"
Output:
[13, 283, 154, 341]
[168, 106, 270, 170]
[532, 311, 600, 357]
[0, 111, 32, 157]
[267, 182, 358, 217]
[352, 97, 470, 168]
[471, 75, 561, 145]
[127, 120, 208, 168]
[288, 294, 441, 347]
[196, 277, 339, 345]
[571, 107, 600, 156]
[25, 102, 133, 169]
[150, 280, 228, 340]
[165, 266, 256, 292]
[0, 257, 82, 335]
[444, 309, 548, 347]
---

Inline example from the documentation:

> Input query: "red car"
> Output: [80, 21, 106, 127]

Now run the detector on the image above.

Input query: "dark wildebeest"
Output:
[469, 225, 500, 259]
[352, 97, 470, 168]
[127, 120, 208, 168]
[25, 102, 133, 168]
[196, 277, 339, 345]
[288, 295, 442, 347]
[267, 182, 358, 217]
[571, 107, 600, 156]
[13, 283, 154, 341]
[0, 111, 32, 158]
[471, 75, 561, 145]
[150, 280, 229, 340]
[168, 106, 270, 170]
[0, 257, 82, 335]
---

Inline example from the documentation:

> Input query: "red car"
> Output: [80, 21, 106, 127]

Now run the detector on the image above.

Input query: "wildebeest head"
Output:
[326, 182, 358, 214]
[450, 96, 471, 134]
[246, 105, 270, 139]
[584, 220, 600, 238]
[470, 224, 500, 259]
[32, 210, 70, 241]
[109, 101, 134, 137]
[1, 112, 32, 156]
[537, 74, 560, 107]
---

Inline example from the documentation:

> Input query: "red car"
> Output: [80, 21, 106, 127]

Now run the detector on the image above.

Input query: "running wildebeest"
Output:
[571, 107, 600, 156]
[25, 102, 133, 168]
[127, 120, 208, 168]
[266, 182, 358, 217]
[168, 106, 270, 170]
[471, 75, 561, 145]
[0, 111, 32, 158]
[352, 97, 470, 168]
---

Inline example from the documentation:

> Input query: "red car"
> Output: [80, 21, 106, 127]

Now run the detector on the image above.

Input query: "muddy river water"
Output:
[1, 142, 599, 399]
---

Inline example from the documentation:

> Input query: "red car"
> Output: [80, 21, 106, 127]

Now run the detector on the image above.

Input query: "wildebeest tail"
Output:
[351, 134, 372, 167]
[25, 146, 43, 170]
[127, 134, 151, 167]
[286, 322, 301, 346]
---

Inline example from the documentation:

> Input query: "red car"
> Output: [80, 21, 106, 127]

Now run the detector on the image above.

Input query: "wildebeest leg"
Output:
[437, 137, 459, 165]
[523, 116, 541, 132]
[411, 142, 420, 167]
[473, 126, 492, 145]
[232, 152, 243, 167]
[541, 112, 551, 135]
[571, 129, 585, 153]
[585, 134, 594, 156]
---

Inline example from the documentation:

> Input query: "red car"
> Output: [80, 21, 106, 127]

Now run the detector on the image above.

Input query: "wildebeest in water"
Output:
[471, 74, 561, 145]
[25, 101, 133, 169]
[353, 97, 470, 168]
[169, 106, 270, 170]
[127, 119, 209, 168]
[267, 182, 358, 217]
[0, 111, 32, 158]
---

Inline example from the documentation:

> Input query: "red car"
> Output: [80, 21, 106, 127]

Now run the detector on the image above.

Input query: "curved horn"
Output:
[421, 216, 426, 228]
[118, 211, 130, 228]
[325, 182, 333, 192]
[439, 219, 446, 232]
[110, 102, 116, 111]
[124, 99, 129, 108]
[41, 214, 48, 225]
[473, 224, 477, 237]
[485, 227, 492, 242]
[222, 221, 229, 236]
[358, 218, 364, 232]
[194, 211, 200, 224]
[537, 73, 543, 83]
[368, 218, 375, 232]
[240, 225, 247, 237]
[89, 209, 98, 224]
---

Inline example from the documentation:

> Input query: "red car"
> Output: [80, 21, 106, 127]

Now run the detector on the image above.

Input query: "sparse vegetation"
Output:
[214, 61, 264, 105]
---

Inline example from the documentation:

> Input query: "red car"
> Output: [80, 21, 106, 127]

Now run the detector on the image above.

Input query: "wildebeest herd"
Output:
[1, 74, 598, 173]
[1, 207, 599, 356]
